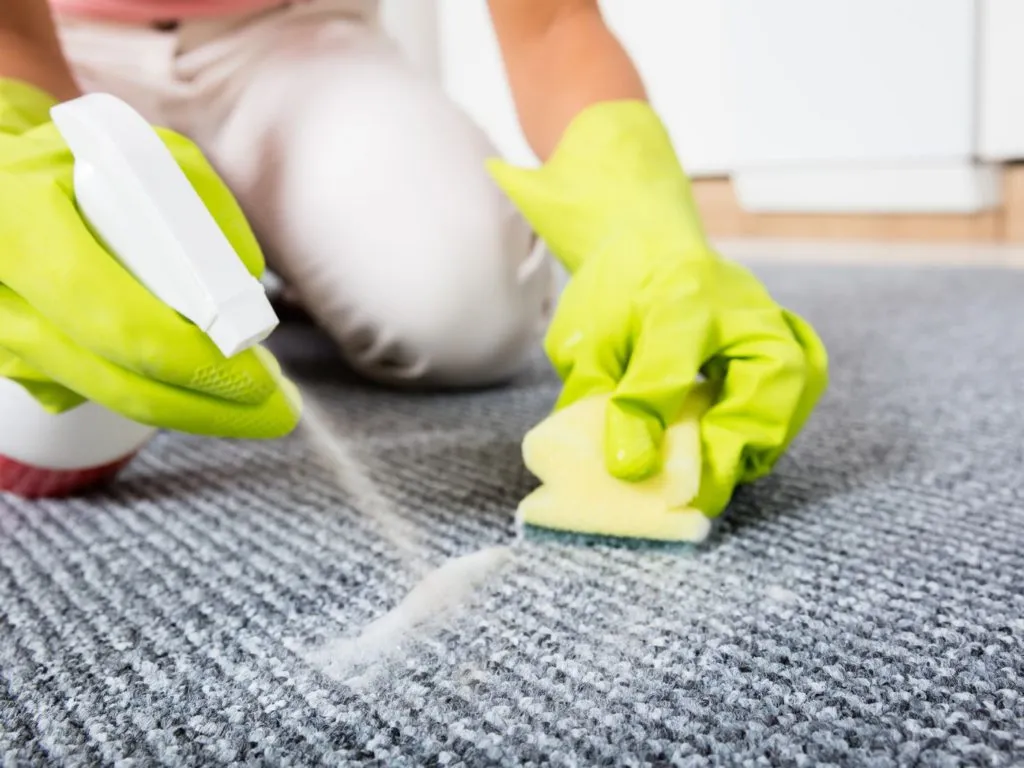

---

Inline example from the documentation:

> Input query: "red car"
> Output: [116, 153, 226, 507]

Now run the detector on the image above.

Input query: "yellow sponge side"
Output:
[517, 384, 714, 543]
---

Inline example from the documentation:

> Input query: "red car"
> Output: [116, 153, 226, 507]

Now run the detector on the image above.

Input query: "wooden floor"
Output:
[693, 164, 1024, 244]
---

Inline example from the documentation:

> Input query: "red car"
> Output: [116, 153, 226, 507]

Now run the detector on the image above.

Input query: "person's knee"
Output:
[339, 202, 556, 387]
[245, 39, 557, 386]
[331, 108, 556, 386]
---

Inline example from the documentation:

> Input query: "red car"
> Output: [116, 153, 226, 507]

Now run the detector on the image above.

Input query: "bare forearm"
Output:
[0, 1, 81, 100]
[489, 1, 646, 160]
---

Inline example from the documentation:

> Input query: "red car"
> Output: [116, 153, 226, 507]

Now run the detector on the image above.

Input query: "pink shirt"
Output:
[49, 0, 285, 22]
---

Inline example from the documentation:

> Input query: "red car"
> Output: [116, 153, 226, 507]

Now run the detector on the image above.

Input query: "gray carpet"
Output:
[2, 262, 1023, 767]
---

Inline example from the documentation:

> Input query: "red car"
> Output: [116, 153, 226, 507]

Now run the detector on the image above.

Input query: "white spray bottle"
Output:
[0, 93, 279, 498]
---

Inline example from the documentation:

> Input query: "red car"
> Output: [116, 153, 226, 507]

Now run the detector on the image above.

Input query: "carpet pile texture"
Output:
[1, 263, 1023, 766]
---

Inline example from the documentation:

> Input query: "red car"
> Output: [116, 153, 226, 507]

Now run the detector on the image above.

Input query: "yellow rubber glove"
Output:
[0, 78, 300, 438]
[488, 100, 828, 517]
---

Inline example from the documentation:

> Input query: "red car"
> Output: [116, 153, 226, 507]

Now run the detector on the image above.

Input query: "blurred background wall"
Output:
[382, 0, 1024, 243]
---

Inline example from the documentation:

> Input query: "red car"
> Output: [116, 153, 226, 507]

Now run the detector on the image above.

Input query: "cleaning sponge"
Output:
[517, 383, 714, 543]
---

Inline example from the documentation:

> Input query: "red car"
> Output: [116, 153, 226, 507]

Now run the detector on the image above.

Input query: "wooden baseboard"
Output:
[692, 164, 1024, 242]
[1002, 165, 1024, 242]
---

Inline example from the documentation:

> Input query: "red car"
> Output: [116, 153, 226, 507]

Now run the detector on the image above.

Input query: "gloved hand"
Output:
[487, 100, 828, 518]
[0, 78, 300, 438]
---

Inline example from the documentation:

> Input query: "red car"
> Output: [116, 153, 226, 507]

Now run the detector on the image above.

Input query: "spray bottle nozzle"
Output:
[50, 92, 278, 358]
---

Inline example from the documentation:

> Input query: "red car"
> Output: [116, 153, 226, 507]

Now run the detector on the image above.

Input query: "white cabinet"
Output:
[721, 0, 998, 213]
[978, 0, 1024, 161]
[432, 0, 1023, 214]
[722, 0, 976, 166]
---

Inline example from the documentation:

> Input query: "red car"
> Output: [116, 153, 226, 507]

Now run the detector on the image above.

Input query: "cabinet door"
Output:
[720, 0, 997, 212]
[721, 0, 977, 167]
[437, 0, 732, 176]
[978, 0, 1024, 161]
